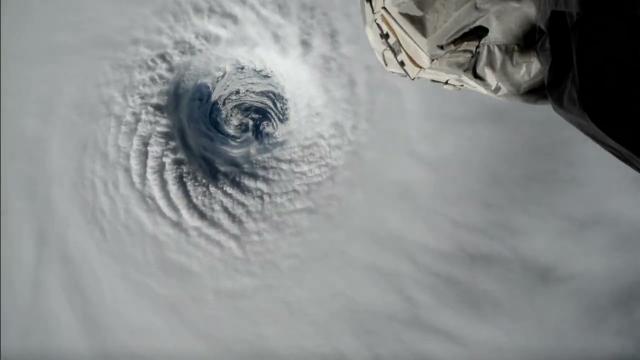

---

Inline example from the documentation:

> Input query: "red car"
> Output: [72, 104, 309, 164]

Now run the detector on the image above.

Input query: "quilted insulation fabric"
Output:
[362, 0, 640, 173]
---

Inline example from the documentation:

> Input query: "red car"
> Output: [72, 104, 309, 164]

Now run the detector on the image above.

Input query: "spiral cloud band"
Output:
[90, 0, 365, 287]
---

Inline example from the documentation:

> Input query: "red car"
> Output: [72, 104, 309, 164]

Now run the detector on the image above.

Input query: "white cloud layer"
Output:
[2, 0, 639, 359]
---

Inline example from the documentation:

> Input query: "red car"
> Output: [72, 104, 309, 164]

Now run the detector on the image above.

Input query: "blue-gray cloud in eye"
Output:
[169, 64, 289, 179]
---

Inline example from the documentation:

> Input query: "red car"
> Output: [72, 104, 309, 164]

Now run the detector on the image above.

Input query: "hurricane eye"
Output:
[168, 64, 290, 180]
[97, 0, 364, 278]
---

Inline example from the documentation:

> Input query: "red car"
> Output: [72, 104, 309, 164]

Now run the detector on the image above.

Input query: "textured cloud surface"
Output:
[2, 1, 639, 359]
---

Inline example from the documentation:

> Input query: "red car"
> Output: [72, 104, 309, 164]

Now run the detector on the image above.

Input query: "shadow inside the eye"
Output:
[167, 63, 289, 183]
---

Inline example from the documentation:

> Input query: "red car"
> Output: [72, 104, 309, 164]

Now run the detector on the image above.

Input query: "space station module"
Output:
[361, 0, 640, 172]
